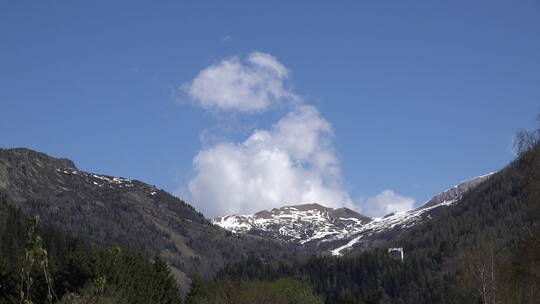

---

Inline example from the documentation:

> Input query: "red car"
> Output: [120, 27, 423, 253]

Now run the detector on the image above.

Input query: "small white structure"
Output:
[388, 247, 404, 261]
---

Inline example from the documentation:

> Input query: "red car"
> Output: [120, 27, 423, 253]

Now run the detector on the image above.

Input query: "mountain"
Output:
[212, 203, 371, 251]
[0, 148, 308, 293]
[213, 173, 494, 255]
[416, 172, 494, 209]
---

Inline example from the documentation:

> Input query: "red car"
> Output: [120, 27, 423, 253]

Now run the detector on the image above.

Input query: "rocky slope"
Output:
[0, 148, 308, 292]
[213, 173, 494, 255]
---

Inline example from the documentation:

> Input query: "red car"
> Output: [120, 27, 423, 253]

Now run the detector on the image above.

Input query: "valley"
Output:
[0, 142, 538, 304]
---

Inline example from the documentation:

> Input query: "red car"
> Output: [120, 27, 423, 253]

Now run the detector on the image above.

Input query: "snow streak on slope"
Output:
[55, 169, 158, 196]
[329, 199, 458, 255]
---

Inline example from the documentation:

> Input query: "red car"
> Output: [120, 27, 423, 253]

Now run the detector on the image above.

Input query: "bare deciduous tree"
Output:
[461, 239, 499, 304]
[513, 112, 540, 155]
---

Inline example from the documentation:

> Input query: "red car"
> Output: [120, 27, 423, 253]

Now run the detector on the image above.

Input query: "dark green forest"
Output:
[0, 197, 180, 304]
[1, 125, 539, 303]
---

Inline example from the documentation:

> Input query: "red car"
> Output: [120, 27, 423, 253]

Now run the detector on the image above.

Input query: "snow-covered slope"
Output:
[213, 203, 371, 245]
[329, 173, 495, 255]
[213, 173, 495, 255]
[416, 172, 494, 210]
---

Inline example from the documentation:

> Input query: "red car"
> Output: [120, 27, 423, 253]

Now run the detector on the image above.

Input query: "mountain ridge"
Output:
[213, 173, 494, 255]
[0, 147, 310, 293]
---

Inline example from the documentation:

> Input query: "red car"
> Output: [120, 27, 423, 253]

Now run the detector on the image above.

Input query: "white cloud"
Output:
[362, 190, 416, 218]
[182, 51, 417, 218]
[247, 52, 289, 78]
[181, 52, 297, 112]
[187, 105, 353, 217]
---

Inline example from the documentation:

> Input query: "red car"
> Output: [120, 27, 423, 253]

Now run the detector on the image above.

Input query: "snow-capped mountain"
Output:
[212, 173, 495, 255]
[212, 203, 371, 245]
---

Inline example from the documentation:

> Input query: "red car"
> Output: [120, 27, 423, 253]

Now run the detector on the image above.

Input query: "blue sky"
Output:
[1, 1, 539, 217]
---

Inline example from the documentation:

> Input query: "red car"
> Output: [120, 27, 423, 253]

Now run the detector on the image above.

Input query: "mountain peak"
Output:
[212, 203, 371, 248]
[280, 203, 328, 211]
[0, 148, 77, 171]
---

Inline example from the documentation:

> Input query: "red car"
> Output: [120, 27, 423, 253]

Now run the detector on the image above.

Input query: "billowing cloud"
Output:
[362, 190, 416, 217]
[181, 52, 297, 112]
[182, 51, 416, 218]
[188, 105, 353, 217]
